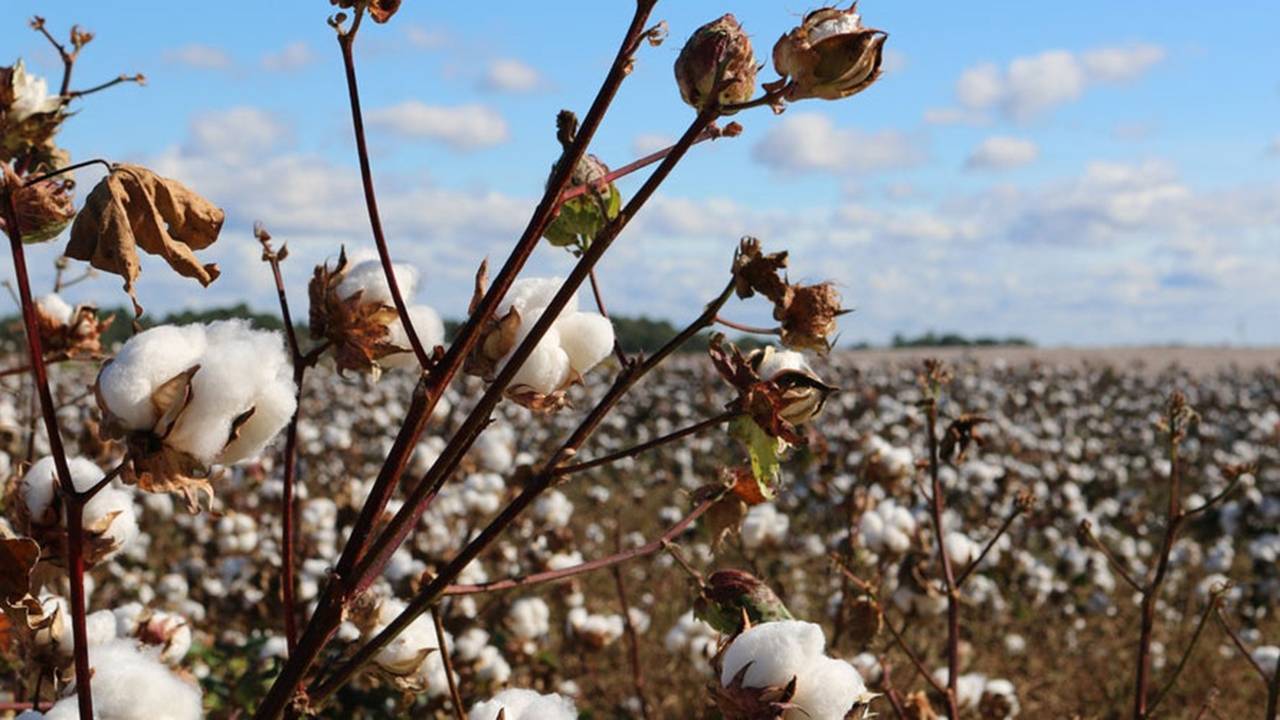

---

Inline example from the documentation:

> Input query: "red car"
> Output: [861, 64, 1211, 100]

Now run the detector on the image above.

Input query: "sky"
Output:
[3, 1, 1278, 346]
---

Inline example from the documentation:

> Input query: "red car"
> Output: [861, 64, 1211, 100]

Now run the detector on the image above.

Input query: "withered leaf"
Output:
[0, 537, 40, 604]
[367, 0, 401, 23]
[66, 163, 224, 317]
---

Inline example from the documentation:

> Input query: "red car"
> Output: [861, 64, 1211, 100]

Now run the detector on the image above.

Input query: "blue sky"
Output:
[3, 1, 1278, 346]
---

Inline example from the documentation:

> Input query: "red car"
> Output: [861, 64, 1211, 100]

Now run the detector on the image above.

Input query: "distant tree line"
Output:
[2, 304, 1032, 353]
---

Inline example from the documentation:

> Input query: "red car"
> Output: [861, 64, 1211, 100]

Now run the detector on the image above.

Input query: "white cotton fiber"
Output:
[508, 597, 551, 640]
[85, 609, 118, 647]
[507, 329, 571, 394]
[336, 257, 419, 307]
[97, 324, 209, 430]
[756, 347, 811, 380]
[720, 620, 826, 689]
[721, 621, 871, 720]
[44, 639, 202, 720]
[368, 598, 450, 695]
[468, 688, 578, 720]
[945, 531, 981, 568]
[22, 457, 138, 558]
[382, 304, 446, 369]
[160, 320, 296, 465]
[38, 293, 74, 325]
[497, 277, 577, 320]
[791, 655, 867, 720]
[556, 312, 615, 375]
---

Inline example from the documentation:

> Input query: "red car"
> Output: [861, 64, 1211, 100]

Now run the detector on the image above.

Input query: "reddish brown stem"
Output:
[337, 25, 430, 368]
[4, 178, 94, 718]
[442, 491, 719, 596]
[557, 126, 723, 205]
[714, 315, 781, 336]
[924, 392, 961, 718]
[432, 607, 466, 720]
[612, 526, 651, 720]
[68, 73, 144, 99]
[955, 504, 1023, 587]
[31, 17, 75, 96]
[587, 267, 628, 365]
[553, 411, 738, 477]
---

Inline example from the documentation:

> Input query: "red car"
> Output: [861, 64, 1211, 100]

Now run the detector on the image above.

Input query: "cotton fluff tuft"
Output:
[720, 621, 869, 720]
[497, 277, 614, 394]
[741, 503, 789, 549]
[336, 255, 419, 307]
[98, 321, 296, 465]
[43, 639, 202, 720]
[368, 598, 451, 696]
[37, 293, 74, 324]
[22, 457, 138, 558]
[382, 304, 446, 368]
[468, 688, 578, 720]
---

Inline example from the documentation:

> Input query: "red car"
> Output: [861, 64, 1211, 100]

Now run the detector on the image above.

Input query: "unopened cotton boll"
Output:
[719, 621, 871, 720]
[468, 688, 578, 720]
[43, 639, 202, 720]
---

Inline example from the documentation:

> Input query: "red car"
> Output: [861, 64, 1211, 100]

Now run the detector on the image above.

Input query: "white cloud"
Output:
[929, 44, 1166, 123]
[752, 113, 924, 174]
[404, 25, 449, 50]
[262, 42, 315, 72]
[481, 59, 544, 93]
[164, 44, 233, 70]
[365, 102, 508, 150]
[185, 107, 290, 160]
[965, 136, 1039, 170]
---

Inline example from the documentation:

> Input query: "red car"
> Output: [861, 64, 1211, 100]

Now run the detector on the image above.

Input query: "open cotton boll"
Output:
[756, 347, 812, 380]
[336, 257, 420, 307]
[508, 597, 551, 641]
[37, 293, 74, 325]
[85, 609, 118, 648]
[506, 328, 571, 394]
[498, 277, 578, 320]
[468, 688, 578, 720]
[382, 304, 446, 369]
[944, 531, 981, 568]
[43, 639, 202, 720]
[367, 598, 450, 693]
[555, 311, 615, 375]
[22, 457, 139, 557]
[720, 620, 826, 689]
[789, 655, 869, 720]
[97, 324, 209, 430]
[163, 321, 296, 465]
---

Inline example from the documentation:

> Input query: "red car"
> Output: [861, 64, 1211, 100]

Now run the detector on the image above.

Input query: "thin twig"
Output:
[1147, 596, 1219, 715]
[587, 267, 628, 365]
[432, 606, 466, 720]
[557, 125, 726, 205]
[553, 411, 739, 476]
[68, 74, 144, 99]
[883, 620, 948, 698]
[714, 315, 781, 336]
[1214, 606, 1270, 683]
[22, 159, 113, 186]
[1079, 520, 1145, 595]
[955, 504, 1023, 587]
[611, 521, 651, 720]
[922, 365, 960, 718]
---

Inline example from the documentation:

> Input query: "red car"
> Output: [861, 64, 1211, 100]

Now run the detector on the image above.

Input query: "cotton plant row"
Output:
[0, 2, 900, 719]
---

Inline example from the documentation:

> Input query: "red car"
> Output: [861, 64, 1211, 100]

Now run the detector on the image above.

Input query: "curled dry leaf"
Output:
[65, 163, 224, 317]
[36, 301, 113, 358]
[732, 237, 848, 351]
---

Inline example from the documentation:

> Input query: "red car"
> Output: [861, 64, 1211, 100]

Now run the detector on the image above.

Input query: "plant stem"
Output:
[553, 411, 739, 477]
[714, 315, 781, 336]
[612, 525, 651, 720]
[432, 607, 466, 720]
[68, 73, 144, 99]
[4, 178, 94, 718]
[557, 126, 725, 205]
[337, 21, 430, 368]
[1147, 596, 1217, 715]
[955, 504, 1023, 587]
[252, 5, 661, 716]
[924, 390, 960, 719]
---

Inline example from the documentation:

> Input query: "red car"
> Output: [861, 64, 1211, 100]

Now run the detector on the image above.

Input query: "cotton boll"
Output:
[163, 321, 296, 465]
[720, 620, 826, 689]
[43, 639, 202, 720]
[468, 688, 578, 720]
[534, 490, 574, 530]
[944, 531, 981, 568]
[85, 609, 118, 647]
[97, 324, 209, 429]
[555, 312, 614, 375]
[741, 503, 789, 550]
[38, 293, 74, 325]
[755, 347, 812, 380]
[383, 304, 447, 369]
[1254, 646, 1280, 678]
[789, 655, 868, 720]
[508, 597, 551, 641]
[22, 457, 139, 560]
[498, 277, 578, 320]
[507, 329, 571, 395]
[336, 257, 419, 307]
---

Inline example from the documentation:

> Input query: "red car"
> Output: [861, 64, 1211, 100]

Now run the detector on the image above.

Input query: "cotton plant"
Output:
[714, 620, 876, 720]
[36, 639, 203, 720]
[17, 456, 139, 566]
[94, 320, 296, 508]
[468, 688, 578, 720]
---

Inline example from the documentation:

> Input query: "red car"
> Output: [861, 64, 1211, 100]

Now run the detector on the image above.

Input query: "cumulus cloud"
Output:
[481, 59, 544, 93]
[965, 136, 1039, 170]
[261, 42, 315, 72]
[929, 44, 1166, 123]
[752, 113, 924, 174]
[164, 44, 233, 70]
[185, 107, 291, 160]
[404, 25, 449, 50]
[365, 102, 509, 149]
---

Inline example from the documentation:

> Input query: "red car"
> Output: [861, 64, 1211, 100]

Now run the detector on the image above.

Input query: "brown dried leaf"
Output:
[367, 0, 401, 23]
[0, 537, 40, 604]
[65, 164, 224, 317]
[732, 237, 789, 303]
[777, 282, 846, 352]
[308, 251, 402, 376]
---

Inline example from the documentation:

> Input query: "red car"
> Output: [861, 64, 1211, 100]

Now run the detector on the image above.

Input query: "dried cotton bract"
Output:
[468, 688, 578, 720]
[772, 3, 888, 102]
[20, 456, 138, 566]
[95, 320, 296, 509]
[716, 620, 875, 719]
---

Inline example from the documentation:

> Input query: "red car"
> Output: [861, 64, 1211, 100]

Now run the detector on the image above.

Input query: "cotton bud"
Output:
[695, 569, 793, 634]
[772, 3, 887, 102]
[749, 346, 835, 425]
[94, 321, 297, 509]
[674, 14, 758, 111]
[543, 151, 621, 250]
[20, 456, 139, 566]
[42, 639, 202, 720]
[717, 620, 875, 720]
[468, 688, 578, 720]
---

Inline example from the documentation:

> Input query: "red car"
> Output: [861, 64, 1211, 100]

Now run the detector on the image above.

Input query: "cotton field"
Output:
[3, 341, 1277, 717]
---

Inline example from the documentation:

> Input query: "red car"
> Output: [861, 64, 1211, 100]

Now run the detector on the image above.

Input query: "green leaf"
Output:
[543, 183, 621, 250]
[729, 416, 785, 500]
